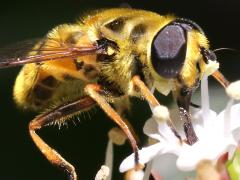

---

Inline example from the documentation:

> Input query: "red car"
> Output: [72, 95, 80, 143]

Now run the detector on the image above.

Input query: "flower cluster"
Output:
[120, 77, 240, 179]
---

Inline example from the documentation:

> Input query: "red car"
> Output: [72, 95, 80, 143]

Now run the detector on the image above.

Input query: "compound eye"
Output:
[151, 24, 187, 78]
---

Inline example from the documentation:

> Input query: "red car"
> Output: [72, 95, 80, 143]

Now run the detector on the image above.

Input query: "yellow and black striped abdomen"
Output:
[13, 57, 98, 111]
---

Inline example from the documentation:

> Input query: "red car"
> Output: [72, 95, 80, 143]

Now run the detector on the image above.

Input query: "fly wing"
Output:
[0, 38, 101, 69]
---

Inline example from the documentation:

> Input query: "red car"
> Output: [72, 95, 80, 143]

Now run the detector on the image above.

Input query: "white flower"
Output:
[120, 76, 240, 174]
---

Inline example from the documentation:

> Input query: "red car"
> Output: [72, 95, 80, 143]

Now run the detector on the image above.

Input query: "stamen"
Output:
[108, 127, 127, 145]
[95, 165, 110, 180]
[105, 127, 127, 180]
[124, 169, 144, 180]
[226, 80, 240, 100]
[143, 161, 153, 180]
[204, 60, 219, 76]
[212, 70, 229, 88]
[201, 75, 211, 128]
[152, 105, 170, 122]
[104, 140, 113, 180]
[223, 99, 234, 136]
[196, 160, 220, 180]
[152, 105, 182, 142]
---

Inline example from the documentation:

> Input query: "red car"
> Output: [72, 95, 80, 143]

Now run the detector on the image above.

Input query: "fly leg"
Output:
[84, 84, 141, 168]
[29, 96, 96, 180]
[131, 75, 182, 141]
[133, 75, 198, 144]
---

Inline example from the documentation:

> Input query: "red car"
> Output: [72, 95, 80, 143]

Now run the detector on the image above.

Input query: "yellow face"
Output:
[147, 21, 213, 95]
[140, 18, 222, 99]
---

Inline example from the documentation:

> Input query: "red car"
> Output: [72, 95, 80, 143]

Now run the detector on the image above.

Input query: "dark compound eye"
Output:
[151, 24, 187, 78]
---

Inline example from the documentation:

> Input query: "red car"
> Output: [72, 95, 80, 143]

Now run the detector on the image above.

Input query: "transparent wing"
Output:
[0, 38, 102, 68]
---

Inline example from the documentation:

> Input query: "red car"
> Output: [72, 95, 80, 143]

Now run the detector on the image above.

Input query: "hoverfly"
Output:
[0, 8, 229, 180]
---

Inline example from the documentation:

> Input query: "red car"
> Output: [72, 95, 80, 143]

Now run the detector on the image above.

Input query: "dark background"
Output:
[0, 0, 240, 179]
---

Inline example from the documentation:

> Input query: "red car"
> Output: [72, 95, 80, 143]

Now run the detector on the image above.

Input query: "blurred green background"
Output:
[0, 0, 240, 179]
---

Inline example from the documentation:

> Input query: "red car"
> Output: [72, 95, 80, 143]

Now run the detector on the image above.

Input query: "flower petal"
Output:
[151, 154, 194, 180]
[119, 143, 164, 173]
[191, 108, 217, 139]
[229, 103, 240, 132]
[143, 117, 164, 141]
[176, 137, 236, 171]
[216, 103, 240, 139]
[226, 80, 240, 100]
